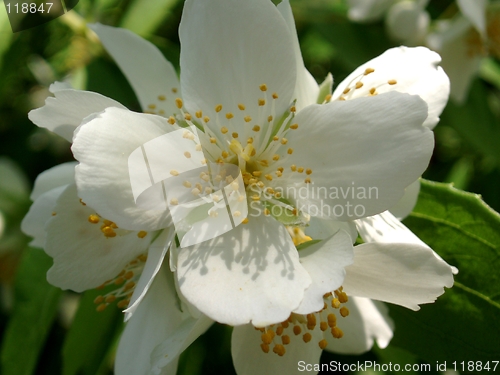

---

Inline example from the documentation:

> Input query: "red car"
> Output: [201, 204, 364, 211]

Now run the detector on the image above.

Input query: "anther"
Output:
[364, 67, 375, 75]
[88, 214, 100, 224]
[258, 99, 266, 106]
[290, 106, 296, 113]
[303, 333, 312, 343]
[221, 151, 229, 158]
[282, 335, 291, 345]
[340, 307, 349, 317]
[148, 104, 156, 110]
[331, 326, 343, 339]
[158, 95, 166, 101]
[252, 171, 262, 177]
[355, 82, 364, 89]
[261, 343, 270, 353]
[94, 296, 104, 304]
[272, 154, 280, 161]
[293, 326, 302, 335]
[175, 98, 183, 109]
[79, 198, 86, 206]
[203, 116, 210, 123]
[369, 87, 376, 95]
[252, 125, 260, 132]
[242, 218, 249, 224]
[291, 165, 297, 172]
[210, 137, 217, 144]
[117, 299, 130, 309]
[232, 132, 239, 138]
[272, 92, 278, 99]
[96, 304, 107, 312]
[170, 198, 179, 205]
[290, 124, 298, 129]
[221, 127, 229, 134]
[226, 112, 234, 120]
[184, 151, 191, 158]
[265, 174, 273, 181]
[280, 138, 288, 145]
[168, 116, 176, 125]
[388, 79, 397, 85]
[273, 344, 286, 356]
[318, 339, 328, 349]
[215, 104, 222, 113]
[343, 88, 351, 95]
[306, 168, 312, 175]
[287, 148, 294, 155]
[105, 295, 117, 303]
[259, 84, 268, 91]
[185, 113, 192, 120]
[320, 321, 328, 331]
[238, 104, 245, 110]
[267, 115, 273, 122]
[137, 231, 147, 239]
[195, 110, 203, 118]
[183, 181, 192, 188]
[244, 116, 252, 122]
[305, 178, 311, 184]
[102, 226, 116, 238]
[327, 314, 336, 327]
[172, 88, 178, 93]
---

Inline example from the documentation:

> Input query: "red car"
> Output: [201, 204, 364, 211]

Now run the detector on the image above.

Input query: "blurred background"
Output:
[0, 0, 499, 374]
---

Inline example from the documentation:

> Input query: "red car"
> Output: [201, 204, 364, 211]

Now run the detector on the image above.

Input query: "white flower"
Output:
[426, 0, 492, 102]
[347, 0, 430, 45]
[23, 0, 456, 373]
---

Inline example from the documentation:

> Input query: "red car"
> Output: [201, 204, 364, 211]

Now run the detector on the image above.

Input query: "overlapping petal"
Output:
[179, 0, 297, 137]
[294, 230, 353, 314]
[276, 92, 433, 220]
[332, 46, 449, 128]
[342, 242, 454, 310]
[28, 84, 126, 142]
[176, 214, 311, 326]
[326, 296, 394, 354]
[72, 107, 172, 231]
[347, 0, 395, 22]
[115, 266, 183, 375]
[89, 23, 180, 116]
[45, 184, 151, 292]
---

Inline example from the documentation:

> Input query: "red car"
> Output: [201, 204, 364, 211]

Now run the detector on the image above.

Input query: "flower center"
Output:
[256, 288, 350, 356]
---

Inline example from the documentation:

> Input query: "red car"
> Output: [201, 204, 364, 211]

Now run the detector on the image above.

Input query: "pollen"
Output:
[232, 132, 239, 138]
[259, 84, 268, 91]
[148, 104, 156, 110]
[195, 110, 203, 118]
[226, 112, 234, 120]
[158, 95, 166, 101]
[364, 67, 375, 75]
[203, 116, 210, 123]
[137, 231, 147, 239]
[184, 151, 191, 158]
[355, 82, 364, 89]
[258, 98, 266, 106]
[252, 125, 260, 132]
[272, 92, 278, 99]
[168, 116, 176, 125]
[318, 339, 328, 349]
[88, 214, 100, 224]
[175, 98, 183, 109]
[244, 116, 252, 122]
[221, 127, 229, 134]
[215, 104, 223, 112]
[290, 123, 298, 130]
[272, 154, 280, 161]
[343, 88, 350, 95]
[388, 79, 397, 85]
[210, 137, 217, 143]
[280, 138, 288, 145]
[238, 103, 246, 110]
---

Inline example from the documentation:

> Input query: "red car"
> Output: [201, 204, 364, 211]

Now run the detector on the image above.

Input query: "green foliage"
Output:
[0, 248, 62, 375]
[393, 180, 500, 362]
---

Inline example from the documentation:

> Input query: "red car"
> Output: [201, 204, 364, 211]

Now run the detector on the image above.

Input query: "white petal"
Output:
[277, 0, 319, 111]
[232, 323, 323, 375]
[124, 226, 175, 321]
[179, 0, 296, 136]
[347, 0, 394, 22]
[326, 297, 394, 354]
[306, 217, 358, 243]
[149, 315, 214, 374]
[45, 184, 151, 292]
[28, 87, 125, 142]
[176, 214, 311, 326]
[427, 17, 481, 103]
[457, 0, 487, 36]
[89, 23, 180, 115]
[72, 107, 172, 231]
[332, 46, 449, 128]
[386, 1, 430, 45]
[115, 266, 183, 375]
[30, 162, 77, 201]
[294, 230, 354, 315]
[342, 242, 454, 310]
[21, 186, 66, 248]
[278, 92, 433, 220]
[389, 179, 420, 220]
[355, 210, 459, 274]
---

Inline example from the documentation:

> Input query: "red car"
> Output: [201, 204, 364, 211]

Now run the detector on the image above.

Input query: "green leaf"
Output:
[391, 179, 500, 362]
[0, 248, 62, 375]
[62, 288, 123, 375]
